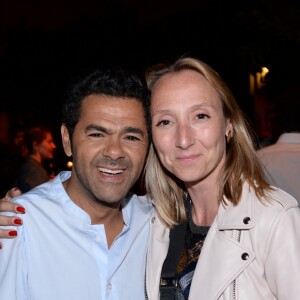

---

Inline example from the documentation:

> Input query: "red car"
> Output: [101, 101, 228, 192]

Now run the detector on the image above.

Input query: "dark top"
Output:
[15, 156, 50, 193]
[175, 200, 210, 300]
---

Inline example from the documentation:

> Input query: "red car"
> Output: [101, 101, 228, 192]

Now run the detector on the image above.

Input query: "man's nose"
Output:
[102, 138, 125, 160]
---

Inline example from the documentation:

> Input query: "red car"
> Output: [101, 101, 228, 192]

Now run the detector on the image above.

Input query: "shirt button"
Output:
[107, 283, 112, 290]
[95, 237, 101, 243]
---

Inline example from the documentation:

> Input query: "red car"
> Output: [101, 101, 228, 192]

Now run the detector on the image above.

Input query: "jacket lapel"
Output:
[146, 214, 170, 300]
[189, 188, 256, 299]
[189, 222, 255, 299]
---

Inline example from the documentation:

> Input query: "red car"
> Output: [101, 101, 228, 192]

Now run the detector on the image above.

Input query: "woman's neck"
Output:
[186, 180, 219, 226]
[30, 153, 42, 164]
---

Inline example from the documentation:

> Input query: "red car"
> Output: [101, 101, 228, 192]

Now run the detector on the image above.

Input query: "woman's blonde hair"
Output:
[145, 57, 272, 227]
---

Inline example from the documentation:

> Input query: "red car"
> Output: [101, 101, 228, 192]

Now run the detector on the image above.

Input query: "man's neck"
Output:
[83, 199, 124, 248]
[62, 179, 124, 248]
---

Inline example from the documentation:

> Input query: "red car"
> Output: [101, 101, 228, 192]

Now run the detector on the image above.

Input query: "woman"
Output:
[145, 57, 300, 299]
[0, 59, 300, 298]
[15, 126, 56, 193]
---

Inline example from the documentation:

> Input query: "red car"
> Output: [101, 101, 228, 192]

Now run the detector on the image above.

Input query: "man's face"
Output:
[61, 95, 148, 206]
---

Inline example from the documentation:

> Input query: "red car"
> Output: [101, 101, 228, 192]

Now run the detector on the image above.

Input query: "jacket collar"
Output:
[217, 183, 255, 230]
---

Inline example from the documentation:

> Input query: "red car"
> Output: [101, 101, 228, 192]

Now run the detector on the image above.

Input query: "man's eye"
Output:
[89, 133, 103, 137]
[126, 136, 141, 141]
[156, 120, 170, 126]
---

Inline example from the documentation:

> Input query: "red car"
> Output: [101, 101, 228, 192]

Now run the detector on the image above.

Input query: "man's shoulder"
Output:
[12, 173, 67, 208]
[132, 193, 154, 208]
[136, 194, 153, 205]
[124, 193, 154, 214]
[11, 183, 52, 209]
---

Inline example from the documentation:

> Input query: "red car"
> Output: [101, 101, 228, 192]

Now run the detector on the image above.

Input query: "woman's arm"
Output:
[0, 188, 24, 248]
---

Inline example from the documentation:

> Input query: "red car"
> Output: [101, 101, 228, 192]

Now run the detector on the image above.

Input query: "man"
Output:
[257, 85, 300, 204]
[257, 132, 300, 202]
[0, 68, 154, 299]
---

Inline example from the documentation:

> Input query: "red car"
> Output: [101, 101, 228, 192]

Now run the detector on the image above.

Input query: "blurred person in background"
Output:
[257, 84, 300, 203]
[0, 111, 27, 197]
[0, 111, 16, 198]
[14, 126, 57, 193]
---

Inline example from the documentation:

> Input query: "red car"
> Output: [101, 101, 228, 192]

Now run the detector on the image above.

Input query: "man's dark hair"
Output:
[62, 68, 151, 140]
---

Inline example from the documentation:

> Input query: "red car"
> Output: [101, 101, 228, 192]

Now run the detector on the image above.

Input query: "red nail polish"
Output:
[14, 219, 22, 225]
[16, 206, 25, 213]
[0, 243, 2, 249]
[8, 231, 18, 237]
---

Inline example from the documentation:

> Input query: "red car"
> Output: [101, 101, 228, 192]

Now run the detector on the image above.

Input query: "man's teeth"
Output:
[98, 168, 123, 174]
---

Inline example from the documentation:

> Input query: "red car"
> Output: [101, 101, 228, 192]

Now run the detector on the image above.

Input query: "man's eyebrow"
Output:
[85, 124, 145, 136]
[123, 127, 145, 136]
[85, 124, 112, 134]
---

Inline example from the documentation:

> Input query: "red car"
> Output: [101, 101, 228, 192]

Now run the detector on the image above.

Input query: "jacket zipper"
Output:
[145, 256, 149, 300]
[145, 275, 149, 299]
[233, 230, 242, 300]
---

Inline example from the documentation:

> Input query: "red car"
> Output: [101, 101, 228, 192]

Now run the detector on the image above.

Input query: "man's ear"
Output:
[61, 124, 72, 157]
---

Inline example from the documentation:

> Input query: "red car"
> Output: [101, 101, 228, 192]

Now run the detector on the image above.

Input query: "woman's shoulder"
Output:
[243, 182, 298, 211]
[266, 186, 299, 210]
[243, 184, 300, 229]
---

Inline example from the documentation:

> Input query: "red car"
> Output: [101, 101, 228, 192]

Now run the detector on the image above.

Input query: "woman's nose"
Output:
[175, 123, 195, 150]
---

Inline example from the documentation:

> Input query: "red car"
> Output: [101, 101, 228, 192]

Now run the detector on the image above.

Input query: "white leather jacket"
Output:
[146, 184, 300, 300]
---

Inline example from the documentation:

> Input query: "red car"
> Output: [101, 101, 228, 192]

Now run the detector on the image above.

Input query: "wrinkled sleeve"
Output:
[0, 222, 28, 300]
[265, 207, 300, 300]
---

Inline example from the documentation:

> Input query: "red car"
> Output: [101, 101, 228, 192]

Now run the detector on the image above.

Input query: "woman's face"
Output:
[150, 70, 232, 186]
[37, 132, 56, 160]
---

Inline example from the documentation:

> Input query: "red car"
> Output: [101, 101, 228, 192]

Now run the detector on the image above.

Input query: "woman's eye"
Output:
[196, 113, 209, 119]
[156, 120, 170, 126]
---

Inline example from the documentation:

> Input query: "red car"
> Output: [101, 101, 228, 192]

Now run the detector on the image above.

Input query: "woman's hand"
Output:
[0, 188, 24, 249]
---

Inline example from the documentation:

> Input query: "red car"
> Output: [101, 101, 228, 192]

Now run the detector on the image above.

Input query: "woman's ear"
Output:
[61, 124, 72, 157]
[225, 120, 234, 143]
[226, 119, 233, 136]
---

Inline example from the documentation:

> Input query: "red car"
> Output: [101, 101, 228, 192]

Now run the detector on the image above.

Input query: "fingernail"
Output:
[14, 219, 22, 225]
[16, 206, 25, 213]
[0, 243, 2, 249]
[8, 230, 18, 237]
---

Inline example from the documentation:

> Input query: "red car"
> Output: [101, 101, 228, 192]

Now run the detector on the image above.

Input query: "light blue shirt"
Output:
[0, 171, 154, 300]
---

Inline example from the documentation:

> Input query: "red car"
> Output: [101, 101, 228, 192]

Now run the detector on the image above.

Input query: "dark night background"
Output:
[0, 0, 300, 176]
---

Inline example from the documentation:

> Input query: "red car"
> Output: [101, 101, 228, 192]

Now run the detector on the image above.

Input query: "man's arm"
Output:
[0, 188, 24, 248]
